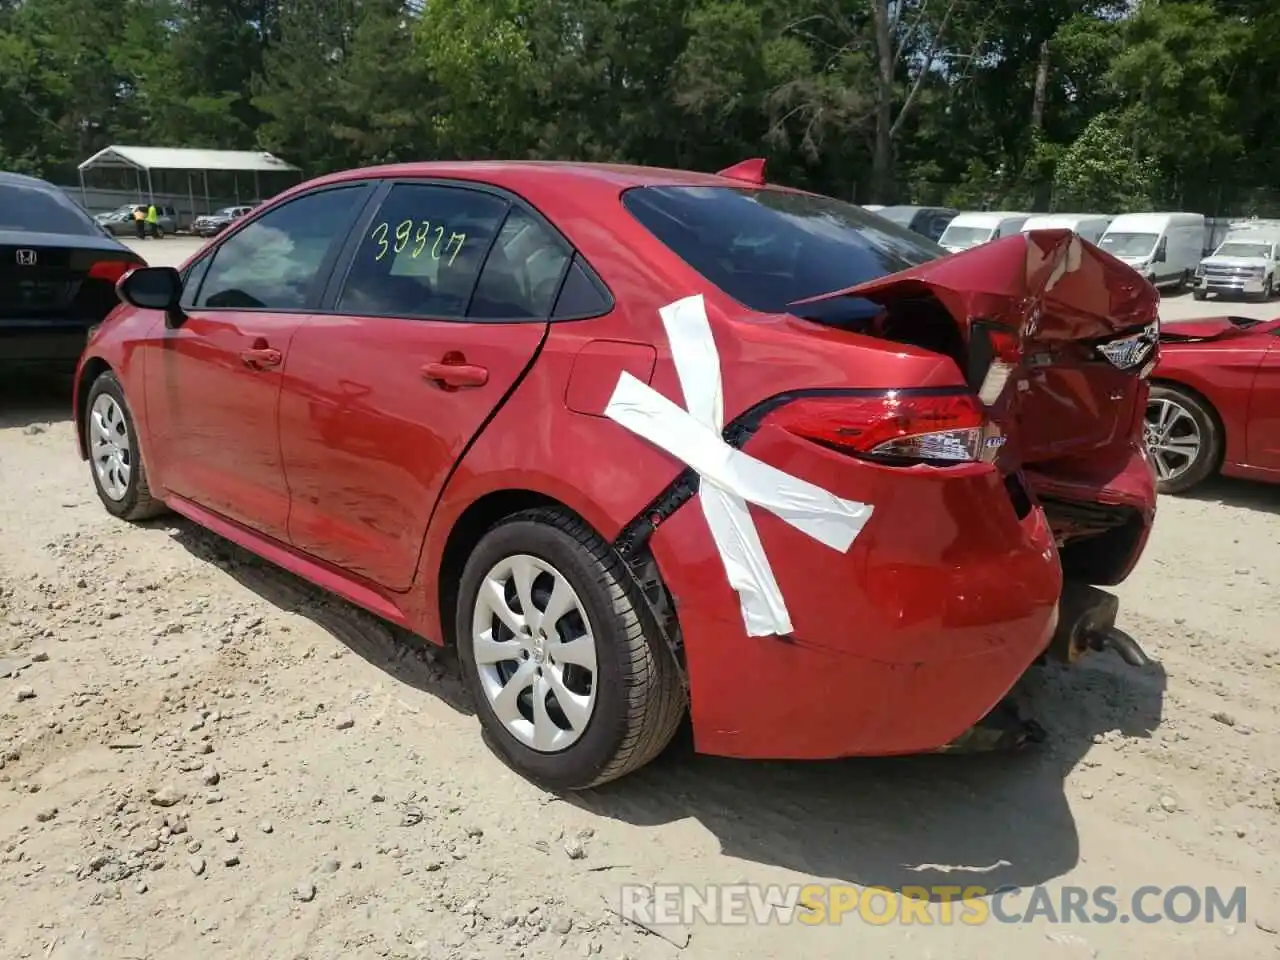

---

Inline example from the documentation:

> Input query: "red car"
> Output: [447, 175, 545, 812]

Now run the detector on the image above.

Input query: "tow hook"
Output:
[1048, 581, 1150, 667]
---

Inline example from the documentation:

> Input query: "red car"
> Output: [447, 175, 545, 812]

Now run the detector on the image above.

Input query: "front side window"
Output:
[622, 185, 941, 315]
[337, 183, 509, 319]
[194, 185, 365, 310]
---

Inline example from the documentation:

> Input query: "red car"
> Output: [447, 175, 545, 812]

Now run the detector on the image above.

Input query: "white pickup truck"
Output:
[1194, 228, 1280, 302]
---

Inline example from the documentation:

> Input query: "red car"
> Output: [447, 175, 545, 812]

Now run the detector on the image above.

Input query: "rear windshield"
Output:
[0, 183, 100, 236]
[621, 185, 941, 316]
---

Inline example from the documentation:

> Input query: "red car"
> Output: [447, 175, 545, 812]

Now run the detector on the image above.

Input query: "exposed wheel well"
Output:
[75, 357, 112, 458]
[436, 490, 685, 678]
[437, 490, 584, 648]
[1148, 376, 1227, 470]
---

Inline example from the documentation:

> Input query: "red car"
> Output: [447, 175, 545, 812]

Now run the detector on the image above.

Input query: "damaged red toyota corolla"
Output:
[73, 158, 1159, 789]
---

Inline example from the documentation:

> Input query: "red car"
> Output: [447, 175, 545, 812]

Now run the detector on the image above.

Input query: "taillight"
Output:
[87, 259, 136, 283]
[764, 391, 999, 464]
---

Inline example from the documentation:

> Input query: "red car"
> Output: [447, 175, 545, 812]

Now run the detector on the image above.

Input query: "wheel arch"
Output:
[74, 356, 114, 460]
[434, 489, 686, 685]
[1148, 375, 1228, 473]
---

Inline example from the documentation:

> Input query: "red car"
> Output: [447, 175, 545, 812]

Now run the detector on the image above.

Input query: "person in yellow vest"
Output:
[146, 203, 159, 239]
[132, 205, 146, 239]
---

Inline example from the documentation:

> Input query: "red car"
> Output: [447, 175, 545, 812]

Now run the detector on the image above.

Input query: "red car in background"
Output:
[1146, 316, 1280, 492]
[72, 158, 1159, 790]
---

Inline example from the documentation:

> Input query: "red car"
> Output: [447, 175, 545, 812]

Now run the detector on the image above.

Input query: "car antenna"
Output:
[716, 158, 767, 185]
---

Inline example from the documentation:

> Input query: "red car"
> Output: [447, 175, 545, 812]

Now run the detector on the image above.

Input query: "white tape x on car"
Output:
[604, 294, 875, 637]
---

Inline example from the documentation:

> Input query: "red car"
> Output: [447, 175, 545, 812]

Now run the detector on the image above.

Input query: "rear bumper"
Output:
[646, 424, 1063, 760]
[0, 319, 93, 369]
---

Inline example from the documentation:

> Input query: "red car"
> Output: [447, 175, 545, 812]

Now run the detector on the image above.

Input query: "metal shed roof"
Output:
[78, 145, 299, 173]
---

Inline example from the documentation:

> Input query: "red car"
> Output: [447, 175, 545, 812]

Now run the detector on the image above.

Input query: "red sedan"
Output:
[1146, 316, 1280, 492]
[73, 159, 1159, 789]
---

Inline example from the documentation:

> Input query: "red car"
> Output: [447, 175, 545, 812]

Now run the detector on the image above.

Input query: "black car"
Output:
[874, 205, 959, 243]
[191, 205, 255, 238]
[1, 172, 144, 373]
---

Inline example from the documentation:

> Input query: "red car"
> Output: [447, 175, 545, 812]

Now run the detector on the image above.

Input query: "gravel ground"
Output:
[0, 237, 1277, 959]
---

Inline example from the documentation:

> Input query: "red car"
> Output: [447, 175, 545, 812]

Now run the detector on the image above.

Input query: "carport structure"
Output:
[76, 145, 303, 223]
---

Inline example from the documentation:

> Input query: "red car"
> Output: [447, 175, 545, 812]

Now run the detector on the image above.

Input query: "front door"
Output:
[142, 182, 372, 539]
[278, 182, 572, 589]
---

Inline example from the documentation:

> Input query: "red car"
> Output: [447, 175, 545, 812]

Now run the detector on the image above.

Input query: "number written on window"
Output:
[369, 219, 467, 266]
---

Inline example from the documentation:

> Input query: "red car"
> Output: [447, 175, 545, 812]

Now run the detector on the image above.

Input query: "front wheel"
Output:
[1144, 385, 1221, 494]
[84, 371, 169, 521]
[456, 508, 685, 790]
[1254, 276, 1274, 303]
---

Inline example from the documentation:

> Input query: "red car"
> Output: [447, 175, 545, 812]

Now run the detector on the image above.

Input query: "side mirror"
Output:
[118, 266, 186, 326]
[1153, 246, 1166, 263]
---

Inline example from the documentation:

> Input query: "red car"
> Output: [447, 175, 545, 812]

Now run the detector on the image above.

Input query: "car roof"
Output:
[280, 159, 800, 208]
[0, 170, 59, 191]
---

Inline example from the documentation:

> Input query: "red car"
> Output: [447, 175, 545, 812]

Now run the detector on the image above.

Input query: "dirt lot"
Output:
[0, 237, 1277, 959]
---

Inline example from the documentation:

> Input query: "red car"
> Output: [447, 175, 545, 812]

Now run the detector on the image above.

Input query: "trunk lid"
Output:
[0, 232, 140, 322]
[790, 228, 1160, 471]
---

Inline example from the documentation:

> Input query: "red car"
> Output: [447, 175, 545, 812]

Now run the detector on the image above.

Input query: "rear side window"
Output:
[0, 182, 100, 236]
[337, 183, 509, 319]
[468, 206, 572, 320]
[621, 186, 941, 315]
[194, 185, 365, 310]
[552, 256, 612, 319]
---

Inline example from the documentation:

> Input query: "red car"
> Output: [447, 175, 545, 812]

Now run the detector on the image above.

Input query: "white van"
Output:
[937, 212, 1031, 253]
[1098, 213, 1206, 289]
[1021, 214, 1112, 245]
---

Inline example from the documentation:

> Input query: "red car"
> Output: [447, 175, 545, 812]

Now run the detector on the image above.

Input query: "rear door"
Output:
[141, 182, 374, 539]
[277, 180, 568, 589]
[1247, 333, 1280, 470]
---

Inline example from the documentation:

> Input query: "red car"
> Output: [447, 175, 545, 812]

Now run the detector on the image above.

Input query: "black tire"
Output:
[1254, 277, 1273, 303]
[1146, 384, 1222, 495]
[84, 371, 169, 521]
[456, 507, 686, 790]
[1192, 288, 1207, 301]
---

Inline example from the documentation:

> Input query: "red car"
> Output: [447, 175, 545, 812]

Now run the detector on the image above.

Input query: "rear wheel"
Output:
[1144, 385, 1221, 494]
[84, 371, 168, 521]
[456, 508, 685, 790]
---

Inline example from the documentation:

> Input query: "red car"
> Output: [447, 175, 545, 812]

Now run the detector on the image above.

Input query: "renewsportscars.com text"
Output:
[618, 883, 1249, 927]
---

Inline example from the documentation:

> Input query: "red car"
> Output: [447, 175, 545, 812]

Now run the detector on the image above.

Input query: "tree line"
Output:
[1, 0, 1276, 215]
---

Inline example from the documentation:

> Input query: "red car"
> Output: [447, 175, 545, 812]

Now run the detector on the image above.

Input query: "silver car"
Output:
[96, 204, 179, 237]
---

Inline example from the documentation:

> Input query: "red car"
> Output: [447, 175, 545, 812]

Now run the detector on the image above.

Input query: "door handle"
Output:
[421, 361, 488, 389]
[241, 347, 282, 368]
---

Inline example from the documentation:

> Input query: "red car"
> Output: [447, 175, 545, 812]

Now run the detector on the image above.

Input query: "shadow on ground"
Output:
[154, 508, 1167, 898]
[567, 649, 1166, 898]
[1179, 476, 1280, 515]
[0, 372, 74, 430]
[160, 517, 475, 718]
